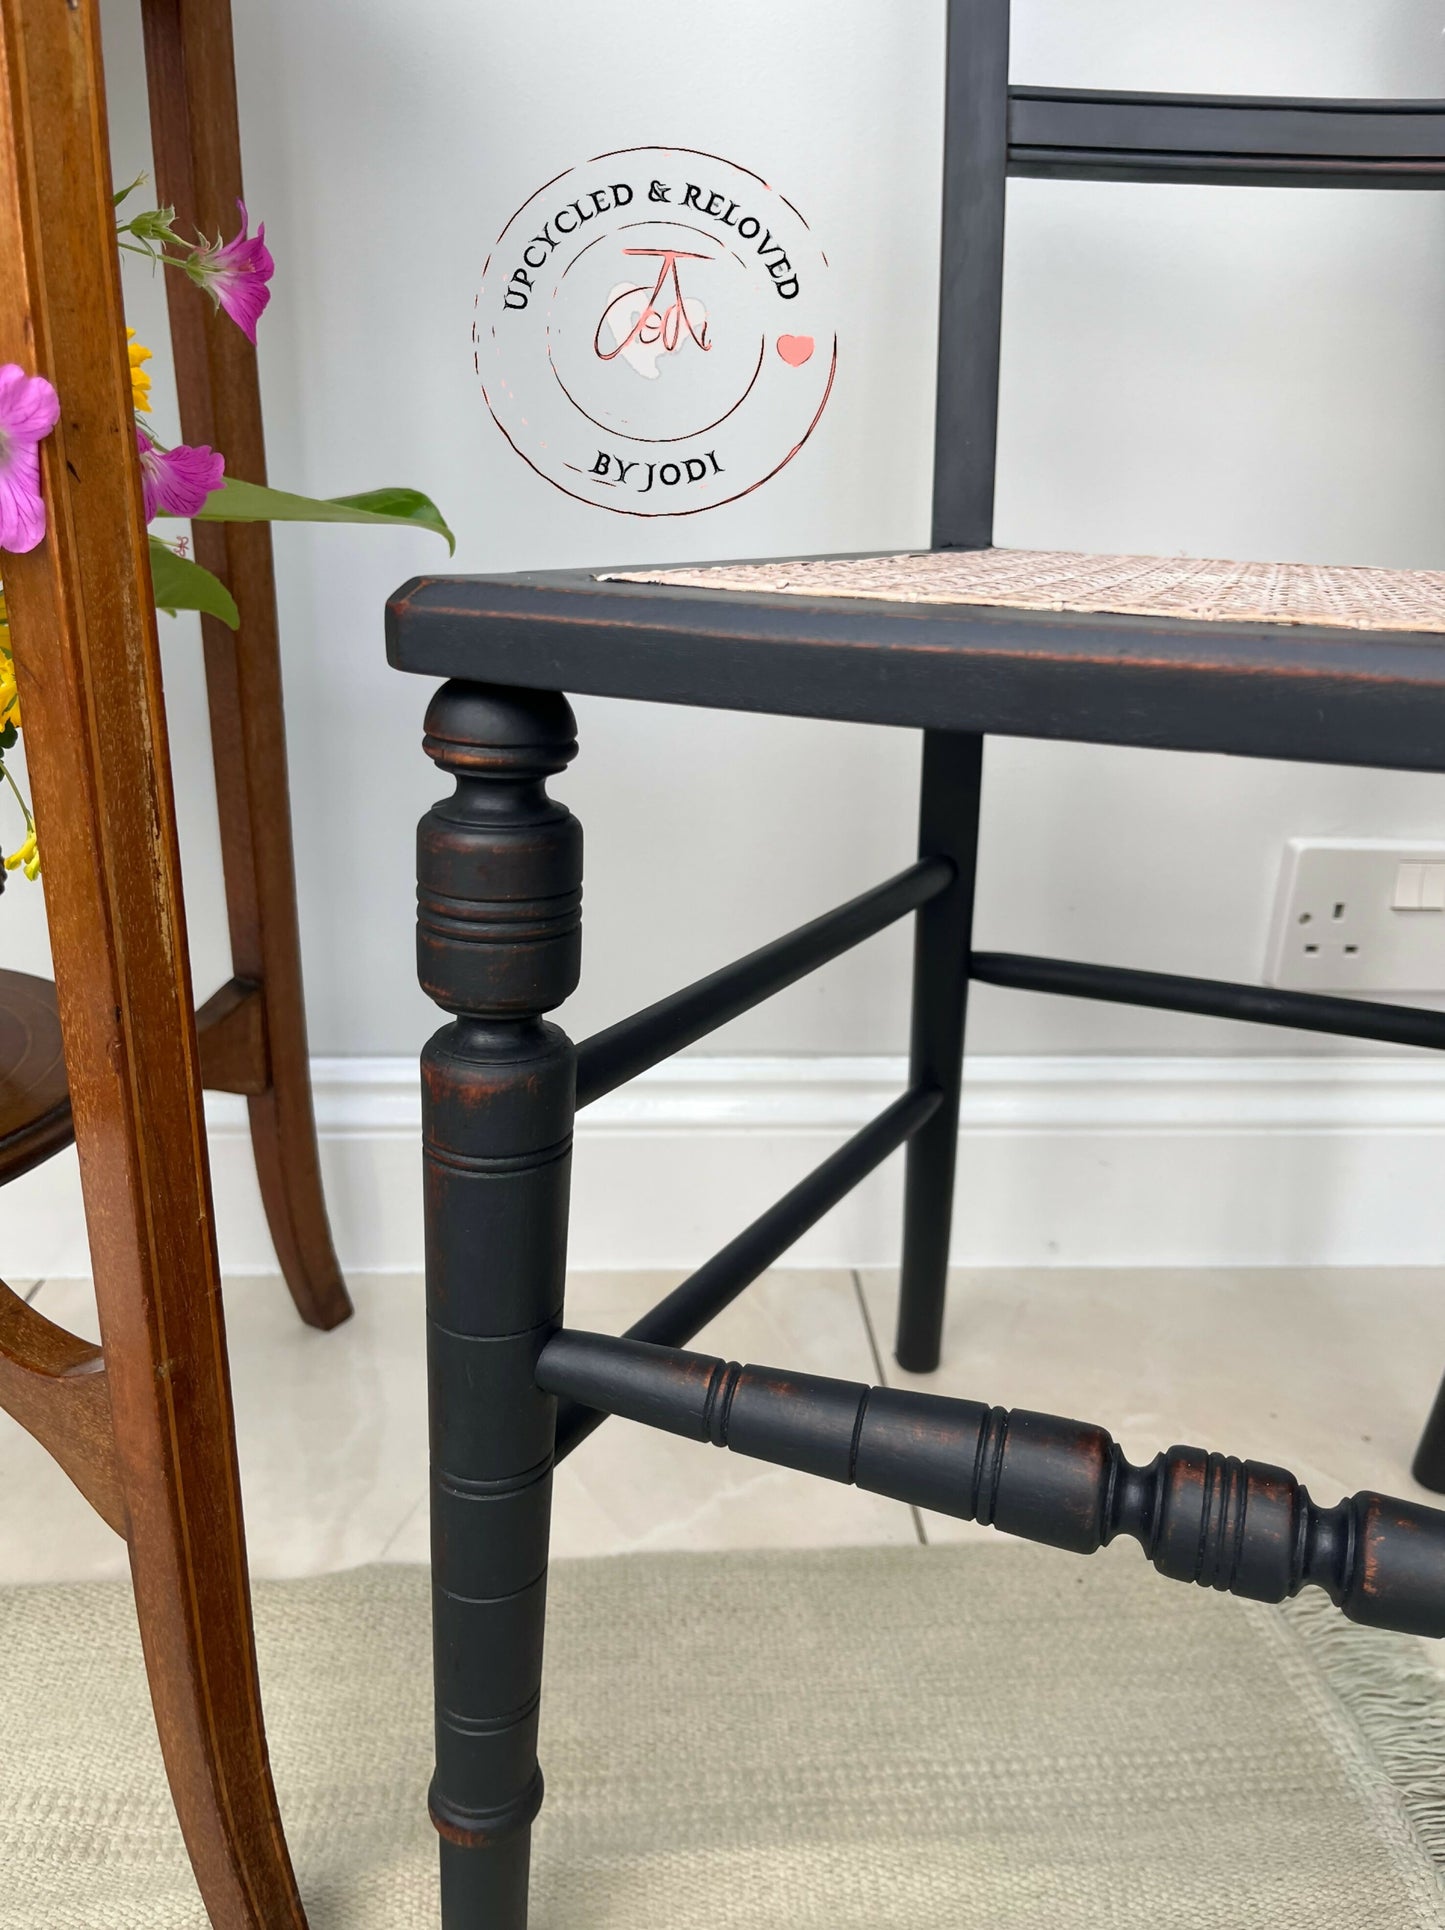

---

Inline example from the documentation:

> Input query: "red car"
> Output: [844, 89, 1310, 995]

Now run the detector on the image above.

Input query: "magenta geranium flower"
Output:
[0, 363, 60, 554]
[186, 200, 273, 344]
[136, 427, 225, 522]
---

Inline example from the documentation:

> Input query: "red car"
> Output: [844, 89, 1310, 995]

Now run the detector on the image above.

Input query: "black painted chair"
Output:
[388, 9, 1445, 1923]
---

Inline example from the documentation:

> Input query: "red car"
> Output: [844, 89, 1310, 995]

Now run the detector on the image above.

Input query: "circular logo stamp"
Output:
[475, 146, 837, 516]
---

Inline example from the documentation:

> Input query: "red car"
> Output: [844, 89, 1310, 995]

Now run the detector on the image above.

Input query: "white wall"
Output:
[8, 0, 1445, 1071]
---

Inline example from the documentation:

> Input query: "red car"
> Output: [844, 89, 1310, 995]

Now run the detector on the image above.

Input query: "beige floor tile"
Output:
[858, 1267, 1445, 1548]
[10, 1273, 432, 1582]
[0, 1268, 908, 1584]
[12, 1265, 1438, 1584]
[546, 1269, 917, 1560]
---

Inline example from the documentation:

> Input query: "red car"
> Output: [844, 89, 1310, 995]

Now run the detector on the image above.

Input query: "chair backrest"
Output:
[933, 0, 1445, 552]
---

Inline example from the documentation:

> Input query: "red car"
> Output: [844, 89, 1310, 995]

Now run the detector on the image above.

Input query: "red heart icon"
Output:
[776, 333, 815, 367]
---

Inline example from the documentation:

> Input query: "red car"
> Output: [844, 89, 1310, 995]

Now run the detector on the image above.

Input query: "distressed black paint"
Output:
[417, 681, 580, 1928]
[538, 1331, 1445, 1640]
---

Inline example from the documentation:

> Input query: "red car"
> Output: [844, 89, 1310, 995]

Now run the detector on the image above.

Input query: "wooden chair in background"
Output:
[0, 0, 352, 1339]
[1, 0, 331, 1922]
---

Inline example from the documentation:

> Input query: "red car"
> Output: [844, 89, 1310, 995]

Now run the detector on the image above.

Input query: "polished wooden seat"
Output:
[0, 966, 288, 1185]
[0, 969, 68, 1183]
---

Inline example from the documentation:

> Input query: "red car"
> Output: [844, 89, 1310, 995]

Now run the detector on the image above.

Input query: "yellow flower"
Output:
[126, 327, 152, 414]
[0, 594, 17, 735]
[4, 823, 38, 880]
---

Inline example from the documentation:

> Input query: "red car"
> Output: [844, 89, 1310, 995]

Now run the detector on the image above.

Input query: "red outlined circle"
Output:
[475, 145, 837, 517]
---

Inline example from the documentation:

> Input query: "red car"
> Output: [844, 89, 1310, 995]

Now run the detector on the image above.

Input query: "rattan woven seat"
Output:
[606, 547, 1445, 635]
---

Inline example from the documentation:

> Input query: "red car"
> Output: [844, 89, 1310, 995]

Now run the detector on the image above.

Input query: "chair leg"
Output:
[1412, 1373, 1445, 1492]
[137, 0, 351, 1335]
[245, 1076, 351, 1334]
[115, 1324, 309, 1930]
[0, 0, 308, 1906]
[200, 610, 353, 1335]
[416, 681, 583, 1928]
[896, 731, 984, 1373]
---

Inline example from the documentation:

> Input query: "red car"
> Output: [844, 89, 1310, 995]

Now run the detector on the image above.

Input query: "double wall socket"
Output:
[1266, 839, 1445, 993]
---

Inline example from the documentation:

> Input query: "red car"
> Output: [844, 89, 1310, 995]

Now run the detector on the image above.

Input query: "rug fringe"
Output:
[1286, 1592, 1445, 1863]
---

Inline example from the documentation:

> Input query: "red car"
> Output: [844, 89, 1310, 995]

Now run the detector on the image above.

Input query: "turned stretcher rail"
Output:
[574, 858, 954, 1109]
[538, 1330, 1445, 1639]
[971, 951, 1445, 1052]
[553, 1084, 941, 1461]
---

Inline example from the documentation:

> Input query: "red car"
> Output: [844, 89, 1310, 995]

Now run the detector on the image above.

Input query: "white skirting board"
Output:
[8, 1053, 1445, 1280]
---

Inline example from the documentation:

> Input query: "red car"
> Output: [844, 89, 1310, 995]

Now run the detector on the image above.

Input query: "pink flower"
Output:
[186, 200, 273, 344]
[0, 363, 60, 554]
[136, 427, 225, 522]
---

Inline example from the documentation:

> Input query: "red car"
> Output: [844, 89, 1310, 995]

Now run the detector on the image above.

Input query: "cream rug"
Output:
[3, 1544, 1445, 1928]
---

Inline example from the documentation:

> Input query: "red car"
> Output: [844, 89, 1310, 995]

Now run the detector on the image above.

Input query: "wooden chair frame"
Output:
[387, 7, 1445, 1925]
[0, 0, 352, 1339]
[0, 0, 340, 1923]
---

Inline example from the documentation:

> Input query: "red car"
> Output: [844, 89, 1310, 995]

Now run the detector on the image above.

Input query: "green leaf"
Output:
[170, 477, 456, 555]
[148, 538, 240, 629]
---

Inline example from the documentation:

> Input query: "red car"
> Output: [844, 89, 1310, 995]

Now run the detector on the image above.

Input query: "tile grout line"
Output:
[23, 1280, 43, 1305]
[851, 1270, 927, 1547]
[373, 1492, 427, 1566]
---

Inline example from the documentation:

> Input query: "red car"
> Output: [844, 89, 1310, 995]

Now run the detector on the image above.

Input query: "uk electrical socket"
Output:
[1266, 840, 1445, 992]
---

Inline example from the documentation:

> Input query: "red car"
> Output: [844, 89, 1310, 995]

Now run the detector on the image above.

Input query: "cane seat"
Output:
[604, 547, 1445, 635]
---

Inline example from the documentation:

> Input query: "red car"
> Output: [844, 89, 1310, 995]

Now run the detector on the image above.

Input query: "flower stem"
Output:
[1, 757, 34, 830]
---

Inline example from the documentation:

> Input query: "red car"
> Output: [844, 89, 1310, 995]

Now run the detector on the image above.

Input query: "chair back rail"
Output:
[933, 0, 1445, 549]
[1009, 88, 1445, 187]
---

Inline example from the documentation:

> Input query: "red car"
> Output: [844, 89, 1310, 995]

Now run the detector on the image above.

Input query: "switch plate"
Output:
[1266, 840, 1445, 992]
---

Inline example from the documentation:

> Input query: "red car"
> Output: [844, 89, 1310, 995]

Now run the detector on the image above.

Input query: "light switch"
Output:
[1394, 860, 1445, 913]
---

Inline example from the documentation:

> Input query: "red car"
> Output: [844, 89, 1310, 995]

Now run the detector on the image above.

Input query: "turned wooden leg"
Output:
[139, 0, 351, 1335]
[417, 682, 582, 1928]
[896, 731, 984, 1372]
